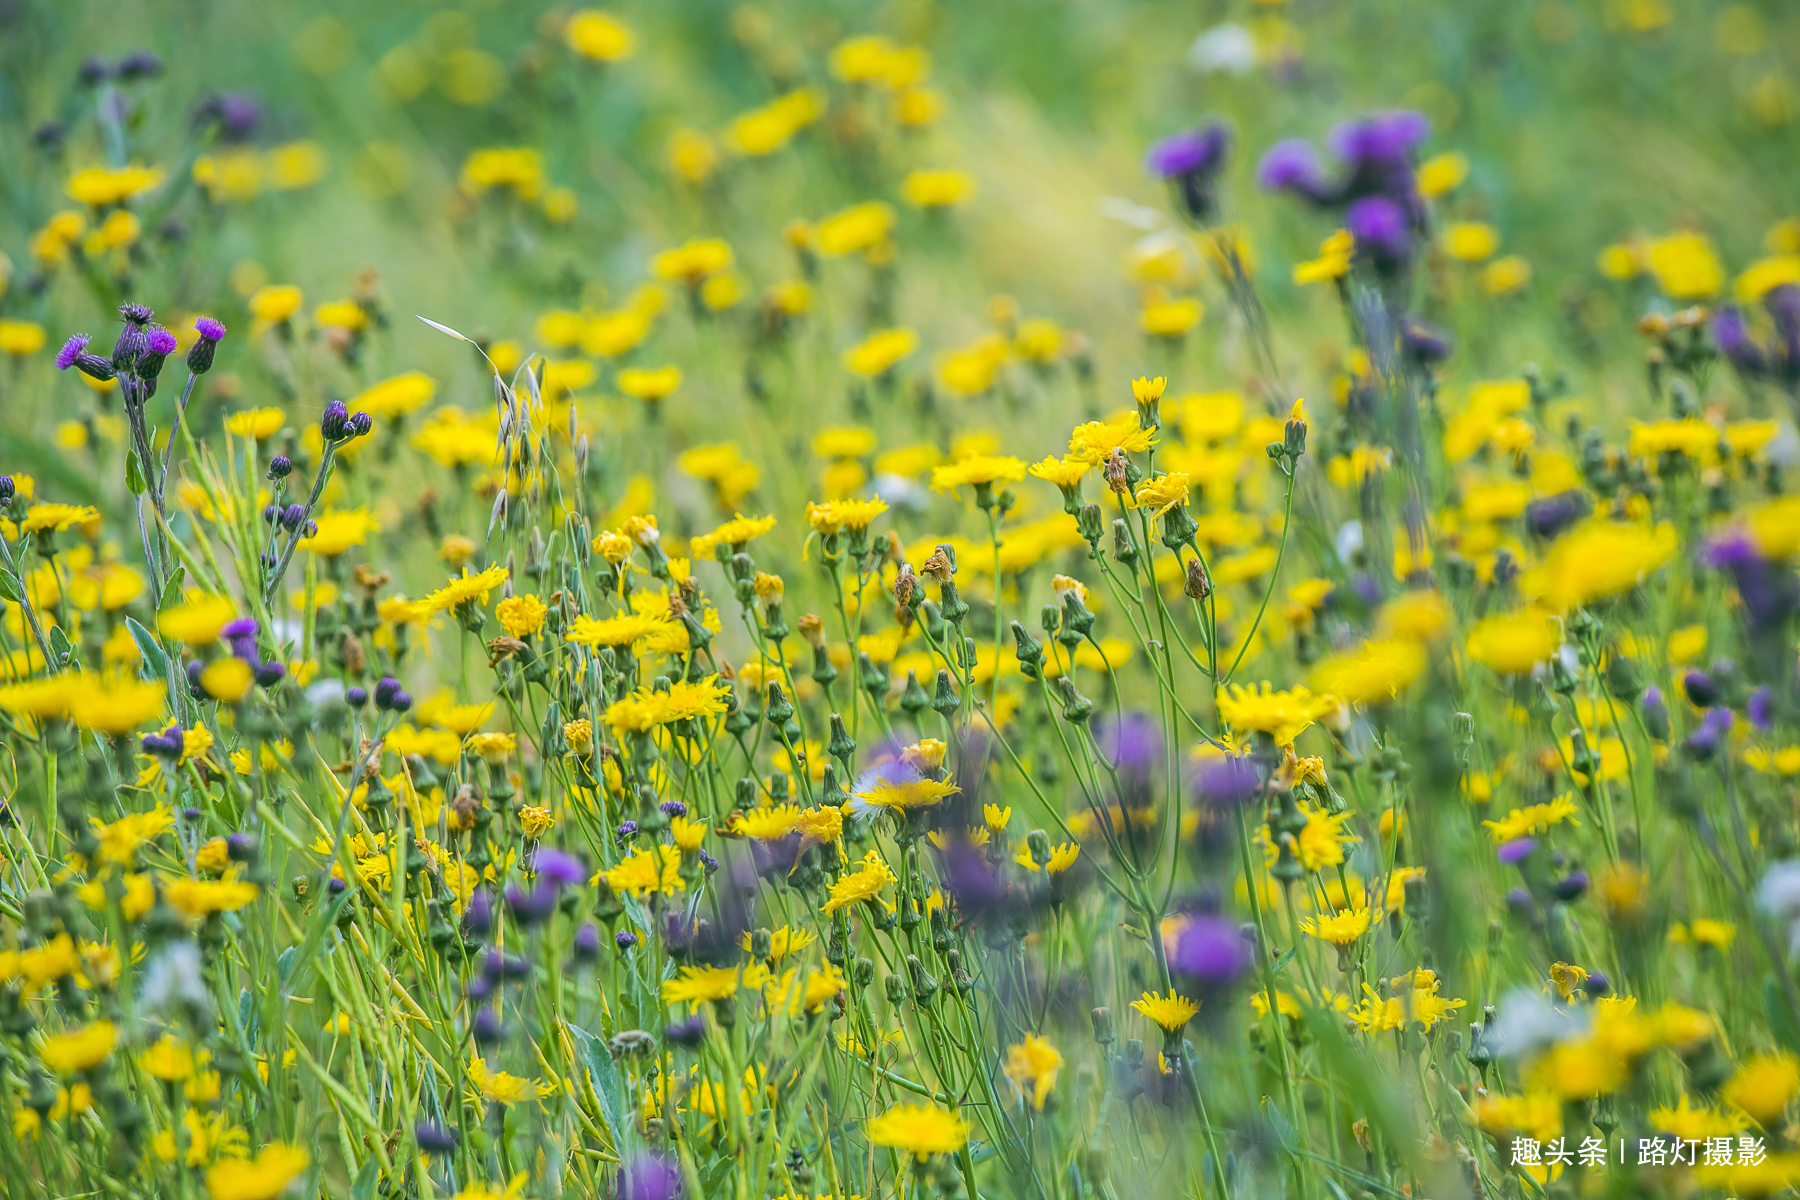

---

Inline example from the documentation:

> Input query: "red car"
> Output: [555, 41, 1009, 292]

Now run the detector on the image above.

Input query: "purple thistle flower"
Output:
[1705, 532, 1800, 636]
[471, 1005, 507, 1046]
[414, 1122, 458, 1155]
[1256, 138, 1326, 197]
[1345, 195, 1412, 265]
[189, 316, 226, 373]
[1169, 914, 1250, 989]
[374, 676, 402, 709]
[1146, 127, 1229, 178]
[1498, 837, 1537, 864]
[572, 923, 601, 963]
[55, 334, 89, 371]
[1553, 870, 1590, 901]
[146, 328, 178, 356]
[320, 400, 351, 441]
[1329, 111, 1430, 166]
[1193, 753, 1262, 807]
[616, 930, 639, 951]
[1713, 305, 1767, 376]
[660, 800, 688, 818]
[1147, 124, 1233, 223]
[1749, 686, 1775, 732]
[618, 1153, 683, 1200]
[1525, 491, 1590, 540]
[531, 847, 587, 888]
[253, 661, 286, 688]
[1685, 707, 1735, 760]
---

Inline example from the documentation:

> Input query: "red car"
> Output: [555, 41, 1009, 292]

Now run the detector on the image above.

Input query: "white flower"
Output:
[1188, 24, 1258, 76]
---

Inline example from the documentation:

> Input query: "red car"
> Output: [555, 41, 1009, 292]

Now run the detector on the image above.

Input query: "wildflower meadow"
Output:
[2, 2, 1800, 1198]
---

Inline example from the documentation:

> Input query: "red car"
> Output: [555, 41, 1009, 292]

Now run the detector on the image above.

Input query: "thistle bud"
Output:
[267, 455, 292, 480]
[188, 317, 227, 373]
[1091, 1006, 1116, 1046]
[320, 401, 351, 441]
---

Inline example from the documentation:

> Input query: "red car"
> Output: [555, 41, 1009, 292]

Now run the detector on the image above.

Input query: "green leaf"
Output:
[350, 1159, 379, 1200]
[48, 625, 74, 669]
[126, 448, 147, 496]
[0, 571, 20, 605]
[126, 617, 170, 681]
[570, 1023, 630, 1154]
[159, 565, 186, 614]
[277, 946, 297, 985]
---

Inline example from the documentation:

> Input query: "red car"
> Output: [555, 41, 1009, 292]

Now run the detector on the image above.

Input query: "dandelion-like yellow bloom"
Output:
[164, 876, 259, 919]
[1003, 1034, 1063, 1109]
[40, 1020, 117, 1073]
[1308, 639, 1425, 706]
[821, 850, 896, 914]
[1216, 682, 1330, 747]
[866, 1103, 970, 1159]
[1299, 906, 1372, 946]
[805, 498, 889, 533]
[1464, 608, 1561, 675]
[1482, 796, 1579, 842]
[1131, 990, 1200, 1033]
[843, 328, 918, 376]
[930, 455, 1027, 492]
[565, 9, 636, 61]
[855, 776, 959, 810]
[467, 1057, 552, 1105]
[420, 565, 509, 616]
[601, 844, 685, 897]
[495, 594, 547, 638]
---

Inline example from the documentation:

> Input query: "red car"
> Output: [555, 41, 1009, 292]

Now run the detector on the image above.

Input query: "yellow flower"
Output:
[690, 514, 776, 560]
[1141, 298, 1202, 337]
[930, 455, 1027, 493]
[1645, 230, 1724, 298]
[66, 163, 165, 206]
[1417, 152, 1469, 197]
[164, 876, 259, 919]
[1309, 639, 1425, 705]
[901, 169, 975, 208]
[817, 202, 896, 257]
[467, 1057, 552, 1105]
[618, 366, 683, 402]
[804, 498, 889, 533]
[1265, 802, 1358, 873]
[663, 963, 769, 1005]
[68, 676, 166, 736]
[1068, 412, 1157, 462]
[352, 371, 436, 418]
[1444, 221, 1498, 262]
[1465, 608, 1560, 674]
[856, 776, 959, 810]
[224, 408, 285, 439]
[0, 319, 46, 356]
[248, 284, 303, 324]
[1724, 1054, 1800, 1124]
[1133, 471, 1190, 517]
[420, 565, 509, 615]
[843, 328, 917, 376]
[821, 850, 896, 915]
[1483, 796, 1580, 842]
[1216, 682, 1330, 746]
[1299, 906, 1372, 946]
[866, 1103, 969, 1159]
[40, 1020, 117, 1073]
[602, 844, 685, 897]
[496, 594, 547, 638]
[200, 658, 254, 703]
[565, 610, 673, 649]
[802, 964, 847, 1012]
[141, 1034, 197, 1082]
[565, 9, 635, 61]
[1003, 1034, 1063, 1109]
[653, 237, 732, 282]
[1131, 990, 1200, 1033]
[158, 595, 237, 645]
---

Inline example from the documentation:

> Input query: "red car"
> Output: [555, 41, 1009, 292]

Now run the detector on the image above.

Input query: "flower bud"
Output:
[188, 317, 226, 373]
[267, 455, 292, 481]
[319, 401, 351, 441]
